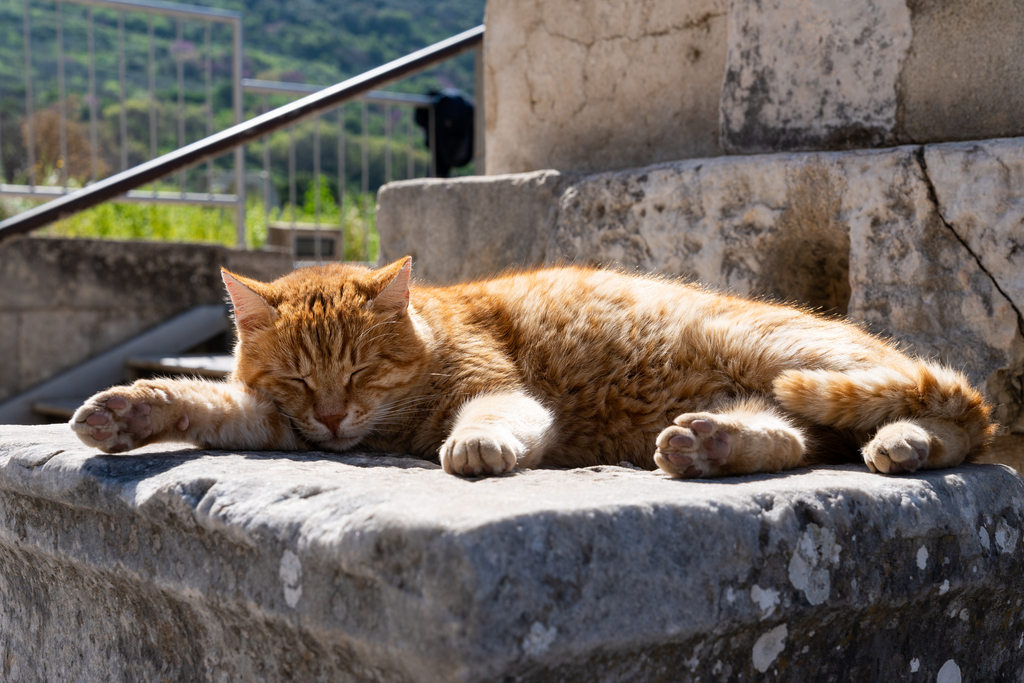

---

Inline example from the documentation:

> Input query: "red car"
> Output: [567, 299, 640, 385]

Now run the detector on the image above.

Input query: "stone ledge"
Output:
[2, 424, 1024, 681]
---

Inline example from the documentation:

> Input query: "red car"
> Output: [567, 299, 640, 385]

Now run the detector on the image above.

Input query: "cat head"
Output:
[221, 257, 429, 450]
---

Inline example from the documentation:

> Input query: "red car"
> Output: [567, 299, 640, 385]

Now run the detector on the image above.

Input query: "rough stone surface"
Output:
[548, 153, 852, 314]
[922, 139, 1024, 317]
[2, 424, 1024, 681]
[721, 0, 911, 153]
[899, 0, 1024, 145]
[844, 147, 1024, 433]
[376, 171, 573, 284]
[0, 238, 292, 402]
[484, 0, 728, 174]
[483, 0, 1024, 173]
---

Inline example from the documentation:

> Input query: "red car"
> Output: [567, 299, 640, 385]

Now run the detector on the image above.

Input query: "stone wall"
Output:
[377, 137, 1024, 450]
[484, 0, 1024, 174]
[0, 238, 292, 403]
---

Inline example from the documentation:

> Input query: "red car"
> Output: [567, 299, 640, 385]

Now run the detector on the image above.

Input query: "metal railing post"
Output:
[361, 100, 369, 260]
[23, 0, 36, 189]
[176, 18, 185, 195]
[87, 6, 99, 183]
[313, 114, 321, 260]
[338, 105, 346, 260]
[57, 1, 69, 191]
[148, 13, 157, 197]
[204, 21, 213, 197]
[261, 95, 270, 230]
[232, 17, 245, 248]
[118, 10, 127, 172]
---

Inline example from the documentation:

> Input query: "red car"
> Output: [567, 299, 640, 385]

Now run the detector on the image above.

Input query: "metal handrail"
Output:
[0, 24, 484, 244]
[242, 79, 434, 106]
[61, 0, 241, 23]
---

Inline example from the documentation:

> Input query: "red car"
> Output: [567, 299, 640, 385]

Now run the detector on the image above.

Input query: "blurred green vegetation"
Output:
[4, 185, 380, 260]
[0, 0, 482, 252]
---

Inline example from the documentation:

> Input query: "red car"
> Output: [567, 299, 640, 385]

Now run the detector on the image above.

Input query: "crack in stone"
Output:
[914, 146, 1024, 336]
[541, 11, 726, 48]
[20, 450, 63, 470]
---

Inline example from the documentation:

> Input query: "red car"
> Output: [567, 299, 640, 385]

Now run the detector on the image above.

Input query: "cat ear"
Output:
[369, 257, 412, 315]
[221, 269, 276, 332]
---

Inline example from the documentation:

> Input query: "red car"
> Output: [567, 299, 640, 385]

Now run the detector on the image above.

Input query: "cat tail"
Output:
[772, 361, 995, 459]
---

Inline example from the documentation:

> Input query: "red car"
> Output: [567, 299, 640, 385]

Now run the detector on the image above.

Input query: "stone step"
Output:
[1, 423, 1022, 681]
[27, 355, 236, 422]
[30, 397, 86, 420]
[125, 353, 235, 380]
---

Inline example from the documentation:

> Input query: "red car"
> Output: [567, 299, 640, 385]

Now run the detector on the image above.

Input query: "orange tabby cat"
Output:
[71, 257, 994, 478]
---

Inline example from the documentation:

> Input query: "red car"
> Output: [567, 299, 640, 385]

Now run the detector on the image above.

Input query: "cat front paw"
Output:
[70, 383, 185, 453]
[440, 426, 521, 476]
[654, 413, 732, 478]
[863, 421, 930, 474]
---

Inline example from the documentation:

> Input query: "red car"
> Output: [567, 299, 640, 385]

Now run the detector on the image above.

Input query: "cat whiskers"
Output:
[276, 409, 311, 438]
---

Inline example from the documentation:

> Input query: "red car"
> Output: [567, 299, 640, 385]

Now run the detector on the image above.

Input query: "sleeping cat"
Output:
[71, 257, 994, 478]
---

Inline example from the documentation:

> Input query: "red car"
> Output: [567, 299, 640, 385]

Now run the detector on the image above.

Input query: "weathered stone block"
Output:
[719, 0, 1024, 153]
[483, 0, 1024, 172]
[721, 0, 910, 153]
[899, 0, 1024, 145]
[377, 171, 572, 284]
[1, 424, 1023, 681]
[922, 139, 1024, 314]
[548, 153, 851, 313]
[484, 0, 728, 174]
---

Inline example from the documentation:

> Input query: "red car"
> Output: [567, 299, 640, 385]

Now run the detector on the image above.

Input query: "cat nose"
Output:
[317, 412, 347, 434]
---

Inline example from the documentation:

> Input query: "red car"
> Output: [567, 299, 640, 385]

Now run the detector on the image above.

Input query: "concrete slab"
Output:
[2, 424, 1023, 681]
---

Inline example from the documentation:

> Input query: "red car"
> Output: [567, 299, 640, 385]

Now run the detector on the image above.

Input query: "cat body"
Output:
[71, 258, 994, 478]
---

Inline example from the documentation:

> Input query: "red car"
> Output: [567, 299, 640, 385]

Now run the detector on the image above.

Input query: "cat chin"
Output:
[312, 435, 365, 452]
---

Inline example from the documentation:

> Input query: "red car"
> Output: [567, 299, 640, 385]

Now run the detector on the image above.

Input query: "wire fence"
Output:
[0, 0, 447, 261]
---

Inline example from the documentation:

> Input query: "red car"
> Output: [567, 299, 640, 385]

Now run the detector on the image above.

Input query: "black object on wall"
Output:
[415, 89, 475, 177]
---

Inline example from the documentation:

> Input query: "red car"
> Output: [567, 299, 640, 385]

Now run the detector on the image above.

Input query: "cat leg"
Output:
[440, 390, 555, 476]
[654, 397, 807, 478]
[71, 378, 301, 453]
[773, 362, 994, 473]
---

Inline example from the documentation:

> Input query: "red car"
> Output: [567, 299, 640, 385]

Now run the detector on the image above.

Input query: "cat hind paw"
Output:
[440, 427, 520, 477]
[863, 421, 930, 474]
[654, 414, 732, 478]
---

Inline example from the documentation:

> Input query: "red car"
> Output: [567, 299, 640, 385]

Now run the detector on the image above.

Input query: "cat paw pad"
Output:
[863, 422, 930, 474]
[654, 414, 732, 478]
[440, 427, 520, 477]
[71, 392, 157, 453]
